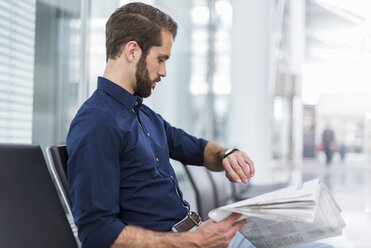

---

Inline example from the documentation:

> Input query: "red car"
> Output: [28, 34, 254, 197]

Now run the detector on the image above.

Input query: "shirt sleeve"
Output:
[66, 109, 125, 248]
[159, 116, 208, 166]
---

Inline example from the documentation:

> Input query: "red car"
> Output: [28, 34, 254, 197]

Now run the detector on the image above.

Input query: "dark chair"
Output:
[184, 165, 217, 220]
[46, 145, 71, 210]
[46, 145, 79, 244]
[0, 144, 78, 248]
[208, 171, 233, 207]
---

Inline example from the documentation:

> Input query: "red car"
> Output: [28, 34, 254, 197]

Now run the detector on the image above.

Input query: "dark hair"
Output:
[105, 2, 178, 61]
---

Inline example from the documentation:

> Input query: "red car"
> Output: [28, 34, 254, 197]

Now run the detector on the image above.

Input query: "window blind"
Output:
[0, 0, 36, 143]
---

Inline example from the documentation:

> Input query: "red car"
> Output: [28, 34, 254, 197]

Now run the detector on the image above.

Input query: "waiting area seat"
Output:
[46, 145, 79, 242]
[0, 144, 78, 248]
[184, 165, 217, 220]
[46, 145, 71, 209]
[207, 170, 233, 207]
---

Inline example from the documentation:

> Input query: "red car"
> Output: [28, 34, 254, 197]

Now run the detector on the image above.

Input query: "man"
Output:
[67, 3, 332, 248]
[322, 123, 336, 165]
[67, 3, 253, 247]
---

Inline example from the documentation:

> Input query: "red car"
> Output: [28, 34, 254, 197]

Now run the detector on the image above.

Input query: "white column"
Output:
[287, 0, 305, 185]
[228, 0, 275, 184]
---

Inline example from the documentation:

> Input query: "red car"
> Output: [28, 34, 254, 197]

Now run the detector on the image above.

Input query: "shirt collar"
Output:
[97, 76, 142, 112]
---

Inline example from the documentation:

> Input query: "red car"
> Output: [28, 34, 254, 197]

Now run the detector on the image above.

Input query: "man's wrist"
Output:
[223, 148, 239, 159]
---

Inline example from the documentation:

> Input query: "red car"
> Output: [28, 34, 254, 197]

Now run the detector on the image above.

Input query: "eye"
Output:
[158, 58, 165, 63]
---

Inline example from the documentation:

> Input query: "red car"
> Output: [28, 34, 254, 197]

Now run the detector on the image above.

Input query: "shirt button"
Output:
[156, 157, 159, 162]
[147, 133, 150, 137]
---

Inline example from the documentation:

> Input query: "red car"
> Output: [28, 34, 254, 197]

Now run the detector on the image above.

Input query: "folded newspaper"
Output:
[208, 179, 346, 248]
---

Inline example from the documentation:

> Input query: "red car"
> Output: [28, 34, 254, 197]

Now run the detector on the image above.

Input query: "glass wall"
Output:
[32, 0, 82, 150]
[190, 0, 233, 142]
[0, 0, 234, 150]
[0, 0, 36, 143]
[0, 0, 84, 150]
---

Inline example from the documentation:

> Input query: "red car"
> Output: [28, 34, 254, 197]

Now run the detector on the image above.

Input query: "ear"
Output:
[124, 41, 142, 63]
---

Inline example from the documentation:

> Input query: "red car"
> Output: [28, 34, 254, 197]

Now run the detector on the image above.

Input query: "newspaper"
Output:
[208, 179, 346, 248]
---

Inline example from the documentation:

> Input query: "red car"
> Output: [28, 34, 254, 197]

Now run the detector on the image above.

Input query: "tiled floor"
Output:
[302, 154, 371, 248]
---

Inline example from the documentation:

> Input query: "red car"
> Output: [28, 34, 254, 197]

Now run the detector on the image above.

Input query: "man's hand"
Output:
[222, 150, 255, 184]
[190, 213, 248, 248]
[111, 214, 247, 248]
[203, 141, 255, 184]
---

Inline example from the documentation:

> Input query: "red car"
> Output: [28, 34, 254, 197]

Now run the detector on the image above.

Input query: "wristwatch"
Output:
[223, 148, 239, 159]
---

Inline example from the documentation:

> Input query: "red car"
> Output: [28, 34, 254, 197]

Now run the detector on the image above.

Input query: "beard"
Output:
[135, 55, 160, 98]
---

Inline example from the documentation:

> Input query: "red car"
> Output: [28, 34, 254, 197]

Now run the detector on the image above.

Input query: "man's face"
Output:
[135, 54, 157, 98]
[134, 30, 173, 98]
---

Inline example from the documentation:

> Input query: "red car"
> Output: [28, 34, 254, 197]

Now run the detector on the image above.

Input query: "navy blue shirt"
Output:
[67, 77, 207, 248]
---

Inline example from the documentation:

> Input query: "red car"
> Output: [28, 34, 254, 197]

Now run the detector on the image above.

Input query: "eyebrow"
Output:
[158, 54, 170, 60]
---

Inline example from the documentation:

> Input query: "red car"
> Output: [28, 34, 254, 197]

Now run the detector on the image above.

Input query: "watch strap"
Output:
[223, 148, 239, 159]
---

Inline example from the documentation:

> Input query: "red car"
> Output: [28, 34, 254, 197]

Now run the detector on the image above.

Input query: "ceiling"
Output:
[305, 0, 371, 64]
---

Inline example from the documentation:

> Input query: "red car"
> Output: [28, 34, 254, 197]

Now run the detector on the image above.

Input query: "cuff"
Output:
[82, 218, 126, 248]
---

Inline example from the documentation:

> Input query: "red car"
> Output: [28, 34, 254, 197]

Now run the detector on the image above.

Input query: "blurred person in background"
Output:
[322, 123, 336, 165]
[338, 142, 347, 162]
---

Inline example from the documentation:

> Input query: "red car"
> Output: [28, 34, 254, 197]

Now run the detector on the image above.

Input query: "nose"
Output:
[158, 63, 167, 77]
